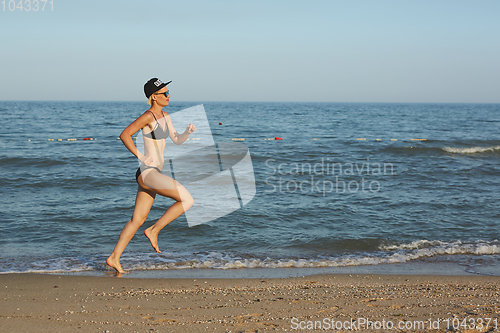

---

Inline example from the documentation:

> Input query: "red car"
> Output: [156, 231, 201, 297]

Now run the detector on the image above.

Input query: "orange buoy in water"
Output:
[219, 122, 222, 125]
[83, 137, 91, 141]
[275, 137, 283, 140]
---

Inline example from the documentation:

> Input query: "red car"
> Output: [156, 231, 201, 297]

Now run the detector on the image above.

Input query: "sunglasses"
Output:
[154, 90, 170, 97]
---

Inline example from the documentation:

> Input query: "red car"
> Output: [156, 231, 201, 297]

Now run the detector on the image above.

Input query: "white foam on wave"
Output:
[1, 240, 499, 274]
[443, 145, 500, 154]
[120, 240, 500, 271]
[0, 257, 95, 274]
[380, 239, 445, 250]
[379, 239, 500, 257]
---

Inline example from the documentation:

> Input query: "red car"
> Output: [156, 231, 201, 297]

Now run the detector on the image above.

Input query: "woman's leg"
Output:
[106, 185, 156, 273]
[139, 171, 194, 253]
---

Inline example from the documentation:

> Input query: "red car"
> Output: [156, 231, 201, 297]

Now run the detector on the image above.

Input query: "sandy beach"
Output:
[1, 273, 499, 332]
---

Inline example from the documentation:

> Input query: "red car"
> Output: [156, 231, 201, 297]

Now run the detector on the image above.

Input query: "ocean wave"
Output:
[379, 239, 500, 255]
[1, 240, 499, 274]
[0, 156, 68, 168]
[442, 145, 500, 154]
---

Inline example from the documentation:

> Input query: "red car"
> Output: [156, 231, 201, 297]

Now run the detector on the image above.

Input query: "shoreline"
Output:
[1, 273, 499, 332]
[2, 258, 498, 279]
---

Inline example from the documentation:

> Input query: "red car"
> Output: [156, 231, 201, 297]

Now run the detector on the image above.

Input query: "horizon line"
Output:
[1, 100, 499, 105]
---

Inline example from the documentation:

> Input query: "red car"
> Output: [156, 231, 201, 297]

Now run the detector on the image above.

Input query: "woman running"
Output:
[106, 78, 196, 274]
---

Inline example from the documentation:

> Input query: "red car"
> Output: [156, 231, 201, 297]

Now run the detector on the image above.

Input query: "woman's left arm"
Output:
[165, 113, 196, 145]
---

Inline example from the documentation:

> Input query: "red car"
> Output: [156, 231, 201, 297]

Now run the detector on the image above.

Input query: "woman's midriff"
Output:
[142, 137, 166, 169]
[136, 137, 166, 183]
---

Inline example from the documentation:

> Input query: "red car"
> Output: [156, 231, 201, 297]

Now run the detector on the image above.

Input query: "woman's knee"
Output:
[130, 214, 147, 226]
[179, 192, 194, 211]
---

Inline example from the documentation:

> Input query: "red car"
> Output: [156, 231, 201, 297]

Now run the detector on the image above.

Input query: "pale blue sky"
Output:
[1, 0, 499, 102]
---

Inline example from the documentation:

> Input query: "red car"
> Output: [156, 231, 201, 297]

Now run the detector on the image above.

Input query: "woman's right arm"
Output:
[119, 112, 153, 164]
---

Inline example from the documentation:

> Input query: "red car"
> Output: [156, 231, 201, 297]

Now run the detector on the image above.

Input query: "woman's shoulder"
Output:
[139, 110, 156, 120]
[162, 111, 172, 120]
[129, 110, 155, 128]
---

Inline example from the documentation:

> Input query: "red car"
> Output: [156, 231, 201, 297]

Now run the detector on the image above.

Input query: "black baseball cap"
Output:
[144, 78, 172, 99]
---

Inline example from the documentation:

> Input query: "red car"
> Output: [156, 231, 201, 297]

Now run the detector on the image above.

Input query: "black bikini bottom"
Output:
[135, 166, 161, 183]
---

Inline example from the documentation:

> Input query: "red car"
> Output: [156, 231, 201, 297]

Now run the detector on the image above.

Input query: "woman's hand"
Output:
[186, 123, 196, 134]
[171, 122, 196, 145]
[142, 155, 154, 166]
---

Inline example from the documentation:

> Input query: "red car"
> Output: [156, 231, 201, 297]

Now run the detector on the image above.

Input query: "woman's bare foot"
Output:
[144, 227, 161, 253]
[106, 256, 126, 273]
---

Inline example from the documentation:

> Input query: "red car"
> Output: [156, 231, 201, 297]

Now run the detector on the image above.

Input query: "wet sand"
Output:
[1, 273, 499, 332]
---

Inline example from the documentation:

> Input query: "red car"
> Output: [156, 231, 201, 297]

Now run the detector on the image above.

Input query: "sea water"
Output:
[0, 101, 499, 276]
